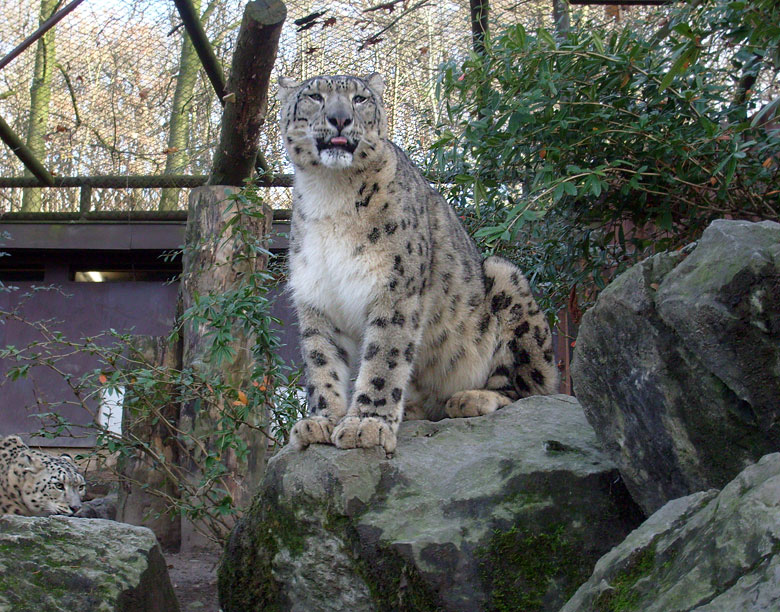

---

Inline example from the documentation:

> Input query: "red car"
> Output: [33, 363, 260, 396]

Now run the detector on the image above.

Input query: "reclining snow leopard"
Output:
[0, 435, 86, 516]
[279, 73, 559, 454]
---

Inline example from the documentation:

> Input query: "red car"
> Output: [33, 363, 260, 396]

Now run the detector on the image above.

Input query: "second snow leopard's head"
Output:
[278, 74, 387, 170]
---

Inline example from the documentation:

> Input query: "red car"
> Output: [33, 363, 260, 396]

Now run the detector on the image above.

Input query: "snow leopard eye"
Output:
[305, 93, 323, 103]
[353, 95, 368, 104]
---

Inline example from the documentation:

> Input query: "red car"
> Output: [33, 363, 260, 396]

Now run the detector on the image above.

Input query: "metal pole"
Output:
[0, 0, 88, 72]
[0, 115, 55, 186]
[172, 0, 227, 104]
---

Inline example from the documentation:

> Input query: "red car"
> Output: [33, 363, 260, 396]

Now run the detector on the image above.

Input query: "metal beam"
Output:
[0, 0, 88, 72]
[172, 0, 227, 104]
[0, 115, 55, 186]
[0, 174, 294, 188]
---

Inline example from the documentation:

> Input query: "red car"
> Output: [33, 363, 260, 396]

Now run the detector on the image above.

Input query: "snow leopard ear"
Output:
[363, 73, 385, 99]
[20, 453, 45, 473]
[277, 76, 301, 103]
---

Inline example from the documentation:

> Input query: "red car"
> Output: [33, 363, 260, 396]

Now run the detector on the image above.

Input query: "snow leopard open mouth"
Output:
[316, 136, 357, 154]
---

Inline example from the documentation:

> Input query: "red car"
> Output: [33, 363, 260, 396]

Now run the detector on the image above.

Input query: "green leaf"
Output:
[587, 176, 603, 197]
[538, 29, 556, 47]
[672, 23, 695, 39]
[659, 47, 697, 93]
[553, 183, 566, 203]
[591, 32, 605, 54]
[656, 208, 673, 230]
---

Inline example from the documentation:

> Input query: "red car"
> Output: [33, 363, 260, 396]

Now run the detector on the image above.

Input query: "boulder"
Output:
[76, 493, 118, 520]
[572, 219, 780, 514]
[0, 515, 180, 612]
[218, 395, 644, 612]
[561, 452, 780, 612]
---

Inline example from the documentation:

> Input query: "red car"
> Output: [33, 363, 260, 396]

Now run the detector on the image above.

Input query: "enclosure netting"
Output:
[0, 0, 661, 212]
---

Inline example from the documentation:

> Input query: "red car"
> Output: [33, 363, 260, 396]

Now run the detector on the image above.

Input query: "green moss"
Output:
[0, 532, 116, 608]
[324, 510, 443, 612]
[218, 499, 310, 612]
[594, 544, 656, 612]
[357, 548, 442, 612]
[478, 524, 590, 612]
[501, 490, 549, 508]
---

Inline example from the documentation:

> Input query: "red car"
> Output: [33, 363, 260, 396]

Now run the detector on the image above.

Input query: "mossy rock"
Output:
[219, 395, 644, 611]
[0, 516, 179, 612]
[573, 219, 780, 515]
[563, 453, 780, 612]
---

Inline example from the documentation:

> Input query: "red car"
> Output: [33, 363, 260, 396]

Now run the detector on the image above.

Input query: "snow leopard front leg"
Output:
[289, 305, 353, 450]
[331, 297, 422, 454]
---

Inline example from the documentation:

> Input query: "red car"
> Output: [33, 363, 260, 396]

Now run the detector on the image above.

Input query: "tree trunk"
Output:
[552, 0, 571, 39]
[469, 0, 489, 56]
[208, 0, 286, 186]
[116, 335, 182, 551]
[470, 0, 490, 119]
[21, 0, 57, 212]
[159, 0, 204, 211]
[177, 185, 273, 550]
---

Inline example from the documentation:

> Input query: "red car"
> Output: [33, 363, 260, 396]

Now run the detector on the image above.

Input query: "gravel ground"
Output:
[165, 549, 222, 612]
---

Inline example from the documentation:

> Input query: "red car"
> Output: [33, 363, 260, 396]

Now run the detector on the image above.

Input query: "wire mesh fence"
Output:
[0, 0, 665, 213]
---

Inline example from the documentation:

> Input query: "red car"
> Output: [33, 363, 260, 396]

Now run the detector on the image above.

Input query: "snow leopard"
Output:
[0, 435, 86, 516]
[278, 73, 559, 454]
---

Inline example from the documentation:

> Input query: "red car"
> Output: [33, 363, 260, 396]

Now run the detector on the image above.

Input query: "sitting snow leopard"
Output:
[0, 435, 86, 516]
[279, 73, 559, 454]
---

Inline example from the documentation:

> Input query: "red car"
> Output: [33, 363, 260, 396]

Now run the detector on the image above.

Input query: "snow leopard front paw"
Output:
[289, 416, 336, 450]
[445, 390, 512, 418]
[331, 416, 397, 454]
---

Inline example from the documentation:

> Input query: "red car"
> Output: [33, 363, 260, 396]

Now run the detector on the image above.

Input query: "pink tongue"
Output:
[331, 136, 348, 146]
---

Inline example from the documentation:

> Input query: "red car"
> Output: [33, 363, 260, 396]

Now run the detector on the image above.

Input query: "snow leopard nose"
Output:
[327, 110, 352, 131]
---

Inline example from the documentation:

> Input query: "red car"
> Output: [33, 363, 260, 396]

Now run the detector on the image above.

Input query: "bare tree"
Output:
[159, 0, 204, 211]
[20, 0, 57, 212]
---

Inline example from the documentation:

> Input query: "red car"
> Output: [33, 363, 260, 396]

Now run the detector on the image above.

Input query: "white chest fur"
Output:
[288, 176, 381, 339]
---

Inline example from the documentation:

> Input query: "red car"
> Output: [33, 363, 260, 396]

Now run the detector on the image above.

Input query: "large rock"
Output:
[572, 219, 780, 514]
[76, 493, 118, 520]
[0, 516, 180, 611]
[218, 395, 644, 612]
[562, 452, 780, 611]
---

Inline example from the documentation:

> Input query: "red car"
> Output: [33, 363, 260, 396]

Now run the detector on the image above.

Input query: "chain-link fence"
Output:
[0, 0, 663, 213]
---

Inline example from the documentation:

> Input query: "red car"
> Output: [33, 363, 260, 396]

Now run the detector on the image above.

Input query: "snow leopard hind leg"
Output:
[444, 256, 559, 418]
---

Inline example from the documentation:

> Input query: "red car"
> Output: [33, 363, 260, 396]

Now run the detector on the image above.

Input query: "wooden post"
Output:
[209, 0, 286, 186]
[116, 335, 182, 551]
[178, 185, 273, 550]
[78, 185, 91, 213]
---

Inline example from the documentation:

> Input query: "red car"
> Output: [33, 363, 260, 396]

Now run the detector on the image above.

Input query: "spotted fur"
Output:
[279, 74, 559, 454]
[0, 435, 86, 516]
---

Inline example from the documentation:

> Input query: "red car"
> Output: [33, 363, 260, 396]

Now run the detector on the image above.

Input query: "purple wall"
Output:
[0, 272, 180, 447]
[0, 215, 299, 447]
